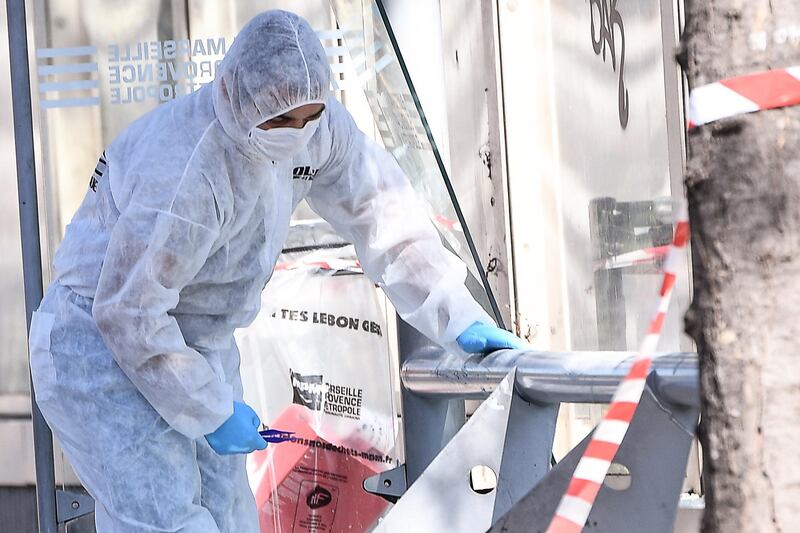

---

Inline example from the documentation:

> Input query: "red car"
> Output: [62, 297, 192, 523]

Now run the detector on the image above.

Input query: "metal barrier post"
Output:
[6, 0, 58, 531]
[376, 350, 699, 532]
[395, 317, 466, 486]
[489, 374, 699, 532]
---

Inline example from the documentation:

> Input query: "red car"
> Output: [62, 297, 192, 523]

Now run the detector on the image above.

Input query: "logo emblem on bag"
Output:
[306, 486, 333, 509]
[290, 370, 326, 411]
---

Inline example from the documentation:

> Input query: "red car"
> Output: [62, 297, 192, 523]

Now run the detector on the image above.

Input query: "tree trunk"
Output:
[683, 2, 800, 532]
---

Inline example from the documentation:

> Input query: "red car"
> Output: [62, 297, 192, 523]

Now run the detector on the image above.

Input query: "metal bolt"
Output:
[72, 501, 79, 509]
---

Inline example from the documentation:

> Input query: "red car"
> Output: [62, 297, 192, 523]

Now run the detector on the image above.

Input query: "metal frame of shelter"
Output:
[7, 0, 62, 530]
[7, 0, 699, 531]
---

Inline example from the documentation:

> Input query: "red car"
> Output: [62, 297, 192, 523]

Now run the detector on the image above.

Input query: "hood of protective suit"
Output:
[212, 10, 331, 143]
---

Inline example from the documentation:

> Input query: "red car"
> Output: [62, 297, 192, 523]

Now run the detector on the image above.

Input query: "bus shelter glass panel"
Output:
[544, 0, 693, 462]
[0, 12, 28, 398]
[329, 0, 497, 318]
[25, 0, 497, 530]
[0, 7, 33, 508]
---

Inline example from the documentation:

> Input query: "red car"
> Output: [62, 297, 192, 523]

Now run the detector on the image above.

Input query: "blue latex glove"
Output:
[456, 322, 529, 354]
[205, 401, 268, 455]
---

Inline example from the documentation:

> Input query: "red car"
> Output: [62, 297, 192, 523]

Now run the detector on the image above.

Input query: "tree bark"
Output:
[683, 2, 800, 532]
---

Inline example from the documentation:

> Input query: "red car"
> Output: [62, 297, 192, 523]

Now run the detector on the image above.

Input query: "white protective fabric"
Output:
[30, 9, 491, 533]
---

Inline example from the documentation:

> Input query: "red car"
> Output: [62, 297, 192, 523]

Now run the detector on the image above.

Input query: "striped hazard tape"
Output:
[593, 245, 670, 272]
[434, 213, 463, 232]
[689, 66, 800, 128]
[274, 257, 362, 273]
[546, 205, 690, 533]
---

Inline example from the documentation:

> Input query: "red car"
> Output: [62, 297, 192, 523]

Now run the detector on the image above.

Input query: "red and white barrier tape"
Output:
[593, 245, 670, 272]
[274, 258, 362, 273]
[273, 213, 458, 274]
[689, 66, 800, 128]
[434, 213, 463, 232]
[546, 205, 690, 533]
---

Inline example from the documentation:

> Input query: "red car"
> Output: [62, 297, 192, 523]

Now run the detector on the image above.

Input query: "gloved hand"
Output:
[205, 401, 268, 455]
[456, 321, 529, 354]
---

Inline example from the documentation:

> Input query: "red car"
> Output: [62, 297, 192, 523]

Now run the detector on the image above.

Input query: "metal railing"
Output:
[402, 349, 699, 406]
[372, 323, 700, 532]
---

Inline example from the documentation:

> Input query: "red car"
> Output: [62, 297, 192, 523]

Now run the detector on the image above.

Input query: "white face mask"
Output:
[248, 118, 320, 161]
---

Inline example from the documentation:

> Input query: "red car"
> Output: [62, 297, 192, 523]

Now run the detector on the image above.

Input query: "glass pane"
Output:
[545, 0, 691, 453]
[0, 7, 28, 396]
[329, 0, 498, 321]
[551, 1, 690, 353]
[32, 0, 498, 318]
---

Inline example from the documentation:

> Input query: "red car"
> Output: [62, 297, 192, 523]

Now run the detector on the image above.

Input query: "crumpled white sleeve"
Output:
[92, 183, 232, 440]
[307, 102, 493, 352]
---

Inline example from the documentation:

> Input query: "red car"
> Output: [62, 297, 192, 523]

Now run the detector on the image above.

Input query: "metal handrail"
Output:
[401, 349, 699, 407]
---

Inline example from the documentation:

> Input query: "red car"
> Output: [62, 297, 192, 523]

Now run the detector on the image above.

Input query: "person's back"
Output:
[28, 12, 337, 531]
[53, 84, 214, 300]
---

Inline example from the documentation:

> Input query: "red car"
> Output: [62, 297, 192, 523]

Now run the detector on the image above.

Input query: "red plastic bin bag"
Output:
[249, 404, 390, 532]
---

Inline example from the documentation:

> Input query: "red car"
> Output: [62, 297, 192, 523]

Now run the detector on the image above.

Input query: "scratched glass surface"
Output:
[30, 0, 495, 321]
[0, 8, 27, 396]
[330, 0, 496, 317]
[548, 0, 690, 355]
[545, 0, 692, 449]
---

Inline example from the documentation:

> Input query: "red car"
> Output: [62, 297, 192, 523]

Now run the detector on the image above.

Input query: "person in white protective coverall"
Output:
[27, 10, 527, 533]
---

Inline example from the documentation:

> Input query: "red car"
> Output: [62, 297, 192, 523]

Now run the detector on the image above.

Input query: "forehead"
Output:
[281, 103, 325, 119]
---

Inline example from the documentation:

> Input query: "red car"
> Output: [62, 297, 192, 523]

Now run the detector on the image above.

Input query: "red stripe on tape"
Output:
[435, 214, 458, 230]
[660, 272, 676, 297]
[673, 221, 690, 248]
[605, 401, 638, 423]
[720, 69, 800, 111]
[690, 67, 800, 128]
[566, 478, 603, 501]
[646, 245, 671, 259]
[584, 439, 621, 462]
[647, 312, 666, 334]
[627, 357, 652, 381]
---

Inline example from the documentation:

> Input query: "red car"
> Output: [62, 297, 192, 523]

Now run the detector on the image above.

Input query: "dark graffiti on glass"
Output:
[590, 0, 629, 129]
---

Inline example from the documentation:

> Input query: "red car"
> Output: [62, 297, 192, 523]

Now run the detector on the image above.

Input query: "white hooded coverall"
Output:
[28, 10, 491, 532]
